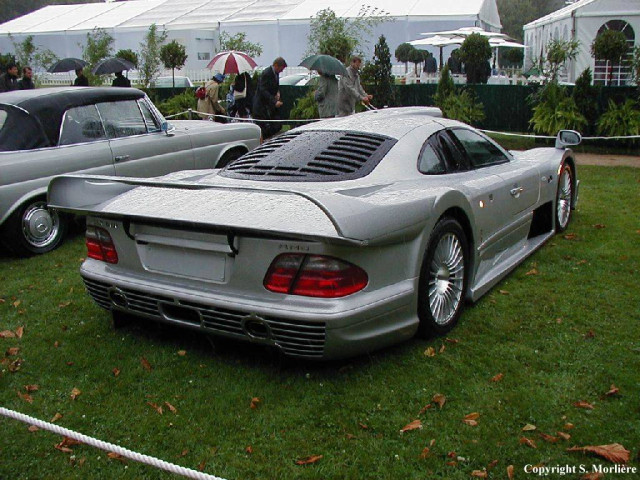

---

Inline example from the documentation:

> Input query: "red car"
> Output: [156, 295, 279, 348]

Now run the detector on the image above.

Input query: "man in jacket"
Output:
[197, 73, 226, 122]
[0, 63, 19, 93]
[253, 57, 286, 139]
[315, 71, 339, 118]
[337, 56, 372, 117]
[112, 71, 131, 88]
[17, 67, 35, 90]
[73, 68, 89, 87]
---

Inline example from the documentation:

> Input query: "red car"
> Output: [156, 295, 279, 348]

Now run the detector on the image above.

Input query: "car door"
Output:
[96, 99, 194, 178]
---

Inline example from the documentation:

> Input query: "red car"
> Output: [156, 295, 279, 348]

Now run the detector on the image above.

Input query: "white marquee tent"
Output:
[523, 0, 639, 84]
[0, 0, 502, 70]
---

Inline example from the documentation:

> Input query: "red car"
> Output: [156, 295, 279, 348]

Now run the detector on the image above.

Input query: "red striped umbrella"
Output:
[206, 50, 257, 74]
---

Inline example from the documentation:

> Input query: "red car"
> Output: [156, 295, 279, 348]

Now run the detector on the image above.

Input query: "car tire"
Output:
[217, 148, 246, 168]
[416, 217, 469, 337]
[1, 198, 68, 256]
[555, 162, 573, 232]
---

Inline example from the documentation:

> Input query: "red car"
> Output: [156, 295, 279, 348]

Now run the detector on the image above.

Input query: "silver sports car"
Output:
[49, 107, 580, 360]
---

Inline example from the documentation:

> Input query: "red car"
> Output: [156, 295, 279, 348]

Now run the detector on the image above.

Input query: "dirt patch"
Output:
[574, 153, 640, 168]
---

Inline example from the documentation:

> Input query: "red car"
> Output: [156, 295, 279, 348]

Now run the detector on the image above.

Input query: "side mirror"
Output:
[161, 121, 176, 137]
[555, 130, 581, 149]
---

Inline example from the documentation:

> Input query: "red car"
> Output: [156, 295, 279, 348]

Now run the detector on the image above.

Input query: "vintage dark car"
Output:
[0, 87, 261, 255]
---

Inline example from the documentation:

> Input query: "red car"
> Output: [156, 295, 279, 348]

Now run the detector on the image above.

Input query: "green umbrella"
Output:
[299, 54, 348, 76]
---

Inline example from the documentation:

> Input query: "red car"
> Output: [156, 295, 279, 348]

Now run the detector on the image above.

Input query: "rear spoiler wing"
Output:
[48, 174, 434, 247]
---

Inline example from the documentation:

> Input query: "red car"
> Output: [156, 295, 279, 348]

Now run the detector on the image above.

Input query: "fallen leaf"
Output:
[54, 341, 60, 348]
[177, 350, 187, 356]
[400, 419, 422, 433]
[583, 330, 595, 339]
[358, 423, 369, 430]
[250, 397, 261, 409]
[147, 402, 163, 415]
[198, 459, 207, 471]
[446, 461, 458, 466]
[487, 459, 498, 470]
[499, 290, 510, 295]
[471, 470, 488, 478]
[573, 401, 594, 409]
[520, 437, 537, 449]
[17, 391, 33, 403]
[464, 412, 480, 420]
[419, 447, 430, 459]
[178, 449, 188, 457]
[563, 233, 578, 240]
[525, 268, 539, 276]
[507, 464, 514, 480]
[564, 423, 574, 430]
[522, 424, 536, 431]
[245, 446, 253, 454]
[28, 425, 39, 433]
[107, 452, 126, 463]
[447, 451, 457, 458]
[51, 413, 63, 423]
[463, 419, 478, 426]
[445, 338, 459, 344]
[430, 439, 436, 447]
[439, 344, 446, 354]
[58, 301, 71, 308]
[8, 358, 22, 372]
[112, 368, 120, 377]
[424, 347, 436, 357]
[165, 402, 177, 414]
[13, 300, 21, 308]
[567, 443, 630, 464]
[140, 357, 152, 371]
[576, 259, 588, 265]
[557, 431, 571, 441]
[592, 224, 606, 229]
[539, 432, 559, 443]
[418, 403, 433, 415]
[70, 388, 81, 400]
[581, 473, 603, 480]
[15, 326, 24, 338]
[55, 437, 81, 453]
[295, 454, 323, 465]
[6, 347, 20, 356]
[432, 393, 446, 409]
[345, 433, 355, 440]
[0, 330, 16, 338]
[604, 384, 620, 397]
[24, 384, 39, 392]
[490, 373, 504, 383]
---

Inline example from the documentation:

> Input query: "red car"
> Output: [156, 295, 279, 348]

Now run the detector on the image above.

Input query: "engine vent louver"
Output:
[221, 130, 396, 182]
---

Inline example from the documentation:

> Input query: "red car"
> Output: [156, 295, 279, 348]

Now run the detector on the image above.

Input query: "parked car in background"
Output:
[154, 76, 194, 88]
[0, 87, 261, 256]
[279, 73, 319, 87]
[49, 107, 580, 360]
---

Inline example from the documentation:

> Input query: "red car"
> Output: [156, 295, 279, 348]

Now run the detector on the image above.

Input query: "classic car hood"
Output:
[48, 174, 436, 246]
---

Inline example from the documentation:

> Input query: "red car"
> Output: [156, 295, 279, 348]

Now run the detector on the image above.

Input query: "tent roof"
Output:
[0, 0, 501, 33]
[524, 0, 640, 30]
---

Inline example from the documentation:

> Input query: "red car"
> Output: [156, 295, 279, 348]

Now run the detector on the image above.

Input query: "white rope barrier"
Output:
[0, 407, 226, 480]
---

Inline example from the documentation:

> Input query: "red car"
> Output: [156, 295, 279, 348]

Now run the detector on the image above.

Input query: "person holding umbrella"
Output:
[73, 67, 89, 86]
[337, 56, 372, 117]
[197, 73, 226, 122]
[315, 70, 339, 118]
[112, 71, 131, 88]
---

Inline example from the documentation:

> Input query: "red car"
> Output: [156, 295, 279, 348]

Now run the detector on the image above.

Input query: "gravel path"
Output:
[575, 153, 640, 168]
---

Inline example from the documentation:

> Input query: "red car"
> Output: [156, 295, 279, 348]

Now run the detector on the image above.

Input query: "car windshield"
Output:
[0, 105, 50, 151]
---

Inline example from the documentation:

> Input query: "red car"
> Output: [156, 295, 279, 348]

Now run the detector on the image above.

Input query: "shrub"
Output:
[435, 65, 455, 109]
[596, 99, 640, 139]
[441, 89, 485, 126]
[290, 89, 319, 120]
[572, 68, 599, 135]
[459, 33, 492, 84]
[156, 90, 197, 119]
[530, 82, 587, 135]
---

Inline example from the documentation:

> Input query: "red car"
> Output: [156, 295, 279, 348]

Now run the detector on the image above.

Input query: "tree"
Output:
[307, 6, 386, 63]
[370, 35, 395, 107]
[139, 23, 167, 87]
[115, 49, 139, 69]
[435, 65, 455, 109]
[545, 38, 579, 82]
[459, 33, 492, 84]
[9, 34, 58, 74]
[160, 40, 188, 90]
[591, 30, 629, 85]
[394, 43, 414, 73]
[81, 27, 114, 85]
[572, 68, 599, 135]
[408, 47, 428, 76]
[218, 32, 262, 58]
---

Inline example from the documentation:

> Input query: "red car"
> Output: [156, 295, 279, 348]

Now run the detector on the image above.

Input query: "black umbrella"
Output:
[299, 54, 348, 76]
[47, 58, 88, 73]
[92, 57, 136, 75]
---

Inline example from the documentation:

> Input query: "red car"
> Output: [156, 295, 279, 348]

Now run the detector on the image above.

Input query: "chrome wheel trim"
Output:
[21, 202, 61, 249]
[557, 166, 572, 229]
[428, 233, 464, 326]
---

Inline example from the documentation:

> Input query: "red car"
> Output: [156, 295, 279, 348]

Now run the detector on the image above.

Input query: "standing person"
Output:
[197, 73, 226, 122]
[233, 71, 253, 118]
[253, 57, 286, 139]
[337, 56, 372, 117]
[0, 63, 19, 93]
[112, 71, 131, 88]
[17, 66, 35, 90]
[315, 71, 339, 118]
[73, 67, 89, 86]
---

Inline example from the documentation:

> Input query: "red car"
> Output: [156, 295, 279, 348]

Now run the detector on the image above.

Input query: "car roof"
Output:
[0, 87, 145, 147]
[295, 107, 451, 140]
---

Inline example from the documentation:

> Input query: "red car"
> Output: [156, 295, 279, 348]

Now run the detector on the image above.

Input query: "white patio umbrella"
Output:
[420, 27, 511, 39]
[409, 36, 463, 71]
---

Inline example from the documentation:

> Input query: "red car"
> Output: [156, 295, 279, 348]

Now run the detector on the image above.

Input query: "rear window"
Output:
[0, 105, 50, 151]
[221, 130, 397, 182]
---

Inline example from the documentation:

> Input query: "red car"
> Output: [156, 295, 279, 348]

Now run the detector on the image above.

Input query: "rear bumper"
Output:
[80, 264, 418, 360]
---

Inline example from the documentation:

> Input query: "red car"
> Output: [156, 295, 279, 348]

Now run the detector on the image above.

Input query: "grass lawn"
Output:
[1, 165, 639, 480]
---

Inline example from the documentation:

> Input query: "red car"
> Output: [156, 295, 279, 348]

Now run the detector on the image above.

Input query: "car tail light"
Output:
[86, 226, 118, 264]
[264, 254, 368, 298]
